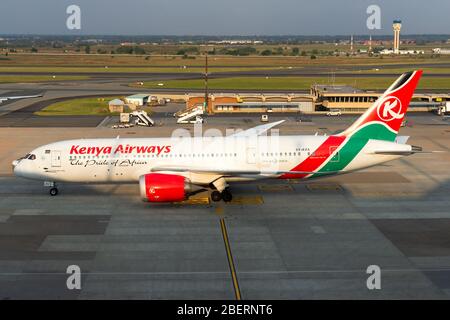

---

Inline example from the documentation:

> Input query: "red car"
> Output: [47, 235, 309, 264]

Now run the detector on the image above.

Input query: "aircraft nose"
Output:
[12, 159, 22, 176]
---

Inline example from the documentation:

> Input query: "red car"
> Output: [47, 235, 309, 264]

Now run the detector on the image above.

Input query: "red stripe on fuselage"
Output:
[279, 135, 346, 179]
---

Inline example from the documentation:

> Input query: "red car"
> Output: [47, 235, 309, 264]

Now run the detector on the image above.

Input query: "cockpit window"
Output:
[27, 154, 36, 160]
[18, 154, 30, 160]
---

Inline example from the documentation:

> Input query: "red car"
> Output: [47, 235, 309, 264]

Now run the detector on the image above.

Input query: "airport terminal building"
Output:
[186, 94, 315, 114]
[179, 85, 449, 115]
[130, 85, 450, 116]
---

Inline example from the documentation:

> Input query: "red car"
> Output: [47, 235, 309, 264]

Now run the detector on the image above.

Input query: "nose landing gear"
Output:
[44, 181, 58, 196]
[49, 187, 59, 196]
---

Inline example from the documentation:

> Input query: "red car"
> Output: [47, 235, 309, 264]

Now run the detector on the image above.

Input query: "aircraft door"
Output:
[246, 147, 257, 164]
[51, 150, 61, 167]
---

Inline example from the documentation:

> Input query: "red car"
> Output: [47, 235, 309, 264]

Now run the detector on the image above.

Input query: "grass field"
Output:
[138, 76, 450, 90]
[0, 66, 278, 74]
[35, 97, 120, 116]
[0, 75, 90, 83]
[4, 53, 450, 68]
[338, 67, 450, 74]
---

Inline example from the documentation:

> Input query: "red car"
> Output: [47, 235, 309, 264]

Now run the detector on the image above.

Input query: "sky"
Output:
[0, 0, 449, 35]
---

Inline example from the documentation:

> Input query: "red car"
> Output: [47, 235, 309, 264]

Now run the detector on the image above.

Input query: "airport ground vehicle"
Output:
[439, 102, 450, 115]
[13, 71, 425, 203]
[326, 109, 342, 116]
[261, 114, 269, 122]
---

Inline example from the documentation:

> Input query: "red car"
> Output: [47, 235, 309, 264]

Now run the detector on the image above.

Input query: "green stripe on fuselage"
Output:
[311, 123, 396, 177]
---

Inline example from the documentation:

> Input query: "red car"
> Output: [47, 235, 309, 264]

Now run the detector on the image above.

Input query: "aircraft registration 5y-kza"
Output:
[13, 71, 425, 203]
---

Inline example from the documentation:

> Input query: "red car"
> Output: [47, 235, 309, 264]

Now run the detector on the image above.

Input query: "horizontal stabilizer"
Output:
[372, 150, 444, 155]
[395, 136, 410, 144]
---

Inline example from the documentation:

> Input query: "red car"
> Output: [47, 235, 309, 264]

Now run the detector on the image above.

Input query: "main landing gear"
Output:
[210, 177, 232, 203]
[211, 188, 233, 203]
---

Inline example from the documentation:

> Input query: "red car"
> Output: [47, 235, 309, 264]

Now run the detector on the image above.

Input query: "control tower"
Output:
[393, 20, 402, 54]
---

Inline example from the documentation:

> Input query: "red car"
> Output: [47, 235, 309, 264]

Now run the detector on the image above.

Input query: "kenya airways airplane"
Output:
[13, 71, 424, 203]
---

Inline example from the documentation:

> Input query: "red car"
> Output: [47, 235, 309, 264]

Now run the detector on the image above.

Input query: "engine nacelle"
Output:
[139, 173, 191, 202]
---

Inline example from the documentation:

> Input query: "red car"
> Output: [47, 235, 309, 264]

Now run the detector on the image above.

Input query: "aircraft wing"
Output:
[228, 120, 285, 137]
[151, 165, 340, 176]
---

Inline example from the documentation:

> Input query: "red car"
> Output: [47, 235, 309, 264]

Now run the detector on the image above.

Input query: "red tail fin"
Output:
[340, 70, 423, 139]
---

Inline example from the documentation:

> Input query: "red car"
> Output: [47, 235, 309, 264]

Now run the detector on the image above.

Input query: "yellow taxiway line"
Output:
[220, 218, 242, 300]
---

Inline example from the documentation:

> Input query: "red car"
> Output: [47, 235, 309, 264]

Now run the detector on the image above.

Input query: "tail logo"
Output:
[377, 96, 403, 122]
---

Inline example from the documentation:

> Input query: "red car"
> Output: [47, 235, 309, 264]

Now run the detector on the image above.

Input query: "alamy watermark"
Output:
[366, 265, 381, 290]
[366, 4, 381, 30]
[66, 265, 82, 290]
[66, 5, 81, 30]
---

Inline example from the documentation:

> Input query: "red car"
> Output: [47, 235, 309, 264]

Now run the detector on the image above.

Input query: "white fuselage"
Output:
[13, 135, 407, 185]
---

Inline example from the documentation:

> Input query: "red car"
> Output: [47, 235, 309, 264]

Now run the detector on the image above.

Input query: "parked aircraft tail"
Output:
[339, 70, 423, 141]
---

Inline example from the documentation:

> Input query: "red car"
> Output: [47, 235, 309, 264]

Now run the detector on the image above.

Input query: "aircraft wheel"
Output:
[211, 190, 222, 202]
[222, 189, 233, 202]
[49, 187, 58, 196]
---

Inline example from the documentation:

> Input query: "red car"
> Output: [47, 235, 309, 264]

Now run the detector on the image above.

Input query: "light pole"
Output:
[204, 52, 208, 113]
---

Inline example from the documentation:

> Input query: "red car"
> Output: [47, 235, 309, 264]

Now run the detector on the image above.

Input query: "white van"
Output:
[326, 109, 342, 116]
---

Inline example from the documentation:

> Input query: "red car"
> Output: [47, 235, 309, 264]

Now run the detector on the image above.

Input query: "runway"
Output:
[1, 115, 450, 299]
